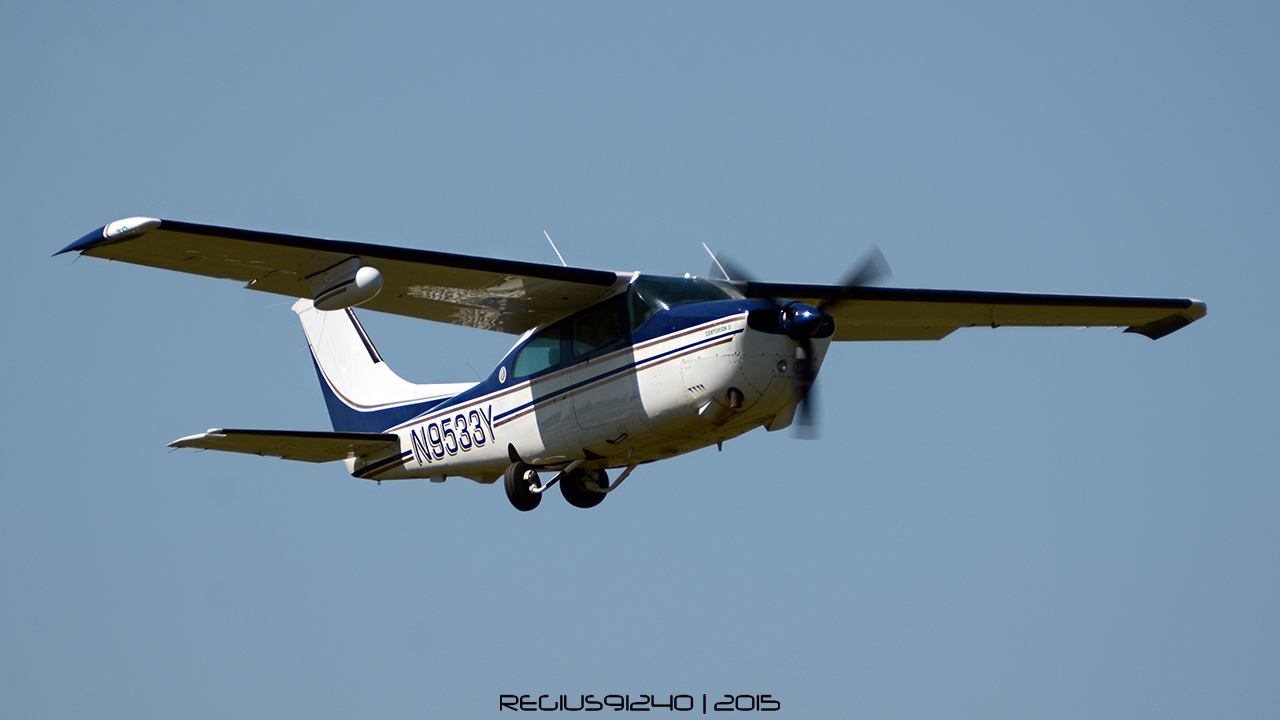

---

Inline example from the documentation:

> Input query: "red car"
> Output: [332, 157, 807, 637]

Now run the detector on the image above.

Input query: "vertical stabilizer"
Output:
[293, 299, 474, 432]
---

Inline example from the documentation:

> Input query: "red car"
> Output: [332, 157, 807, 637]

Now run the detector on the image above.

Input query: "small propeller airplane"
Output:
[59, 217, 1206, 511]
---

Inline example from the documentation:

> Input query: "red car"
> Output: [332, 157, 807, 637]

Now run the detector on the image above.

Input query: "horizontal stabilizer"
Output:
[169, 428, 399, 463]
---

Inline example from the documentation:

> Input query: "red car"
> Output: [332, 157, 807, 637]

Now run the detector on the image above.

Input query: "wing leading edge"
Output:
[736, 283, 1206, 340]
[59, 218, 621, 334]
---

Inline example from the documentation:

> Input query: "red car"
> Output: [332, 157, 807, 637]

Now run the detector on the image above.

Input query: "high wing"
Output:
[60, 217, 1205, 340]
[168, 429, 399, 463]
[58, 217, 621, 334]
[736, 282, 1206, 340]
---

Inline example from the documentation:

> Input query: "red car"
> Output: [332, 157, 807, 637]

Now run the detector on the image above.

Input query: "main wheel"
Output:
[560, 468, 608, 509]
[504, 461, 541, 511]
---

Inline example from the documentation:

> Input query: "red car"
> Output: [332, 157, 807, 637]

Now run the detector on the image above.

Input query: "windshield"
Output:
[627, 275, 739, 328]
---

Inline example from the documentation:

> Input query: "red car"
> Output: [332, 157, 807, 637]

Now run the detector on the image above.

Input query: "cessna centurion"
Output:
[59, 217, 1206, 511]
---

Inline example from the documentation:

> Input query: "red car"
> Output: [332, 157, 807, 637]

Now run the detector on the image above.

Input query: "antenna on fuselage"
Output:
[703, 243, 730, 280]
[543, 230, 567, 267]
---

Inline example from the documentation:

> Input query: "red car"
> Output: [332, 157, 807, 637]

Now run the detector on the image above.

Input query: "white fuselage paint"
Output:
[349, 313, 830, 483]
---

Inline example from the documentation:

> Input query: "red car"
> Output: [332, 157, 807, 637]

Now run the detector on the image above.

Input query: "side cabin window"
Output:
[510, 297, 630, 378]
[510, 278, 737, 380]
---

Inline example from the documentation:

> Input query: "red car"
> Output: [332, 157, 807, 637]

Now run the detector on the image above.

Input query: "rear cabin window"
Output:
[511, 328, 561, 378]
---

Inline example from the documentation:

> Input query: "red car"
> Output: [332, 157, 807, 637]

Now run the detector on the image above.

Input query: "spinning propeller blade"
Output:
[817, 245, 891, 313]
[719, 246, 891, 439]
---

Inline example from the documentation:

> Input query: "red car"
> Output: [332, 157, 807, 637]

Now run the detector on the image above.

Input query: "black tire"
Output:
[560, 468, 608, 509]
[504, 461, 541, 512]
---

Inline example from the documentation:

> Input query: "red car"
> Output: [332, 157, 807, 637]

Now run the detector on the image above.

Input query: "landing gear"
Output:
[503, 461, 541, 512]
[503, 457, 629, 512]
[560, 468, 608, 509]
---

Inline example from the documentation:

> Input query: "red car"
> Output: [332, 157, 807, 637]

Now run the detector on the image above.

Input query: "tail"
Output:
[293, 299, 475, 432]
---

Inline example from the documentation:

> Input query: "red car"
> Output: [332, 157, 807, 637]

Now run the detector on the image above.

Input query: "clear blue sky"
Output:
[5, 2, 1277, 717]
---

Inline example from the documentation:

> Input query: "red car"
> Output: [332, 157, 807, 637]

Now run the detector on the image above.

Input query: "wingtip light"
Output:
[105, 216, 162, 240]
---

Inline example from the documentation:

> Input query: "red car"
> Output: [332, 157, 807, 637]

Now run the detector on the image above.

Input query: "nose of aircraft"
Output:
[781, 302, 823, 341]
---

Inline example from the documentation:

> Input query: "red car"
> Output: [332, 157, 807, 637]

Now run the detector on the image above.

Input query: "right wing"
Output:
[59, 218, 622, 334]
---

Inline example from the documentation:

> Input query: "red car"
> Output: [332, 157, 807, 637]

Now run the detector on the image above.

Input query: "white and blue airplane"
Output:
[59, 217, 1206, 511]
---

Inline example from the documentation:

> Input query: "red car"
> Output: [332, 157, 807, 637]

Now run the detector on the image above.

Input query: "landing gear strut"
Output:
[503, 461, 541, 512]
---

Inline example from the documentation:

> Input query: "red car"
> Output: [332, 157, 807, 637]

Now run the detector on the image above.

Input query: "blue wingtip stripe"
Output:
[55, 225, 109, 256]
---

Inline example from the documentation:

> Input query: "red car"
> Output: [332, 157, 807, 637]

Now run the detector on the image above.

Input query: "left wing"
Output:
[59, 217, 621, 334]
[736, 282, 1206, 340]
[168, 429, 399, 463]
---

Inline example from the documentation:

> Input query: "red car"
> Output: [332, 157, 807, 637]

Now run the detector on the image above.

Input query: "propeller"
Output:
[719, 246, 891, 438]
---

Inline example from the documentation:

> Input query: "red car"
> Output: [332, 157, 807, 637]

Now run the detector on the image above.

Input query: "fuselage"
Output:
[347, 275, 831, 483]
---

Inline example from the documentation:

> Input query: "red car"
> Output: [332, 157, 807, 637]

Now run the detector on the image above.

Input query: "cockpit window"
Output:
[572, 300, 625, 359]
[511, 277, 735, 377]
[627, 275, 739, 329]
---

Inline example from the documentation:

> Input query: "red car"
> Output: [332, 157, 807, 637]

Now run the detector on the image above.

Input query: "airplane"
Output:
[58, 216, 1207, 511]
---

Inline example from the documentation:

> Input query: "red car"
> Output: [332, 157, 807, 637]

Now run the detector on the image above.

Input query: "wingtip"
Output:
[55, 225, 107, 256]
[168, 429, 226, 448]
[56, 217, 162, 257]
[1124, 299, 1207, 340]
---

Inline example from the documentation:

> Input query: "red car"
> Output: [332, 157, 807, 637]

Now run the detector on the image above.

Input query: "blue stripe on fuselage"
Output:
[491, 326, 744, 424]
